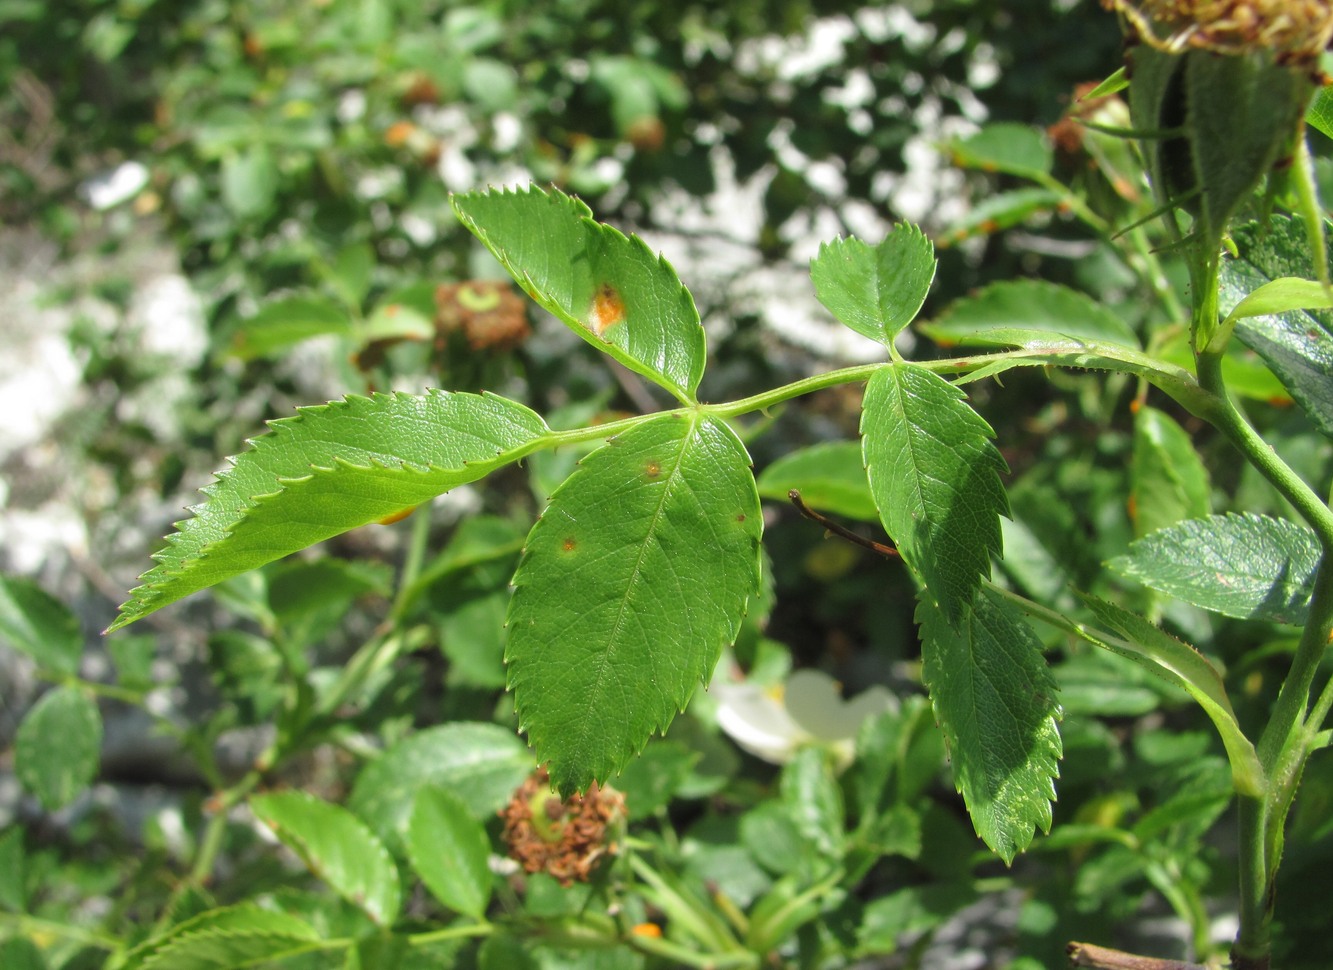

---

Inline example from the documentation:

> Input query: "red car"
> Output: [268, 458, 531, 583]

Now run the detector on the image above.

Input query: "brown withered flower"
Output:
[435, 280, 531, 352]
[1102, 0, 1333, 68]
[501, 767, 626, 886]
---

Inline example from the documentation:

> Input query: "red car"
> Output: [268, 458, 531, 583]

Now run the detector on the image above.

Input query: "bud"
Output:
[1104, 1, 1327, 247]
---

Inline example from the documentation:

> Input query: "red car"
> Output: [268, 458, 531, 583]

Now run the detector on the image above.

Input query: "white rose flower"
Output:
[712, 669, 895, 770]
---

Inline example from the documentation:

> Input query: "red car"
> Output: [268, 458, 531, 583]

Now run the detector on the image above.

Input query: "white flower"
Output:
[712, 669, 895, 769]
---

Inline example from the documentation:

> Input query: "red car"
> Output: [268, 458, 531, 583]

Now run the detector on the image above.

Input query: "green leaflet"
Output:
[1222, 222, 1333, 438]
[917, 588, 1061, 864]
[121, 904, 320, 970]
[920, 279, 1140, 351]
[1130, 406, 1210, 540]
[755, 441, 878, 522]
[15, 686, 102, 811]
[109, 390, 548, 631]
[406, 786, 493, 918]
[809, 225, 936, 347]
[250, 791, 402, 927]
[348, 722, 532, 853]
[1074, 595, 1262, 796]
[452, 185, 707, 403]
[945, 122, 1053, 180]
[507, 412, 763, 796]
[1109, 513, 1321, 626]
[0, 574, 83, 676]
[861, 363, 1009, 624]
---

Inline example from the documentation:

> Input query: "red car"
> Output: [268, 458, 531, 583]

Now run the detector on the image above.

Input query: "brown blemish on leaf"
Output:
[644, 461, 661, 479]
[589, 282, 626, 336]
[562, 537, 577, 552]
[736, 513, 746, 522]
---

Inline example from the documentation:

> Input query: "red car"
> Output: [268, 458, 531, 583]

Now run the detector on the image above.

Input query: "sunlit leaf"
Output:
[452, 185, 706, 402]
[110, 391, 548, 631]
[810, 225, 936, 347]
[918, 588, 1061, 863]
[862, 363, 1009, 623]
[507, 413, 762, 795]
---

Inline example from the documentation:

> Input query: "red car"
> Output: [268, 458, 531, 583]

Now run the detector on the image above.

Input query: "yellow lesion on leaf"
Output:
[588, 282, 626, 336]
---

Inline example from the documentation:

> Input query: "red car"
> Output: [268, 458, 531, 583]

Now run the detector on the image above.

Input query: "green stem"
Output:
[406, 922, 494, 946]
[389, 500, 433, 624]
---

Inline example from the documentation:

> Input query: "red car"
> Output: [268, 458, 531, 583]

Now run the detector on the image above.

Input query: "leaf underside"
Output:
[506, 412, 763, 796]
[110, 390, 548, 631]
[861, 363, 1009, 624]
[920, 279, 1140, 350]
[1222, 220, 1333, 438]
[918, 588, 1061, 864]
[1110, 512, 1321, 625]
[452, 185, 706, 402]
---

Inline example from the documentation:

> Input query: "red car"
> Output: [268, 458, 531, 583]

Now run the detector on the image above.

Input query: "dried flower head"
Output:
[435, 280, 531, 352]
[501, 767, 625, 886]
[1102, 0, 1333, 67]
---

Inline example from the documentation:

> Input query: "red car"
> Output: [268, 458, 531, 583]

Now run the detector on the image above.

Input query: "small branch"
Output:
[788, 490, 898, 558]
[1066, 941, 1206, 970]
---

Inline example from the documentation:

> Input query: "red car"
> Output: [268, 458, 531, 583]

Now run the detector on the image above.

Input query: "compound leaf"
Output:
[862, 363, 1009, 624]
[122, 904, 320, 970]
[507, 413, 763, 796]
[810, 225, 936, 347]
[452, 185, 706, 402]
[918, 588, 1061, 863]
[110, 391, 548, 631]
[920, 279, 1139, 350]
[250, 791, 401, 927]
[1110, 513, 1320, 626]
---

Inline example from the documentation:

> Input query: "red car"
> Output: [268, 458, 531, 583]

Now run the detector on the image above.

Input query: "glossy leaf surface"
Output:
[122, 905, 319, 970]
[507, 412, 763, 795]
[1075, 595, 1261, 795]
[452, 185, 706, 402]
[918, 589, 1061, 863]
[1222, 221, 1333, 437]
[111, 391, 548, 631]
[862, 363, 1008, 624]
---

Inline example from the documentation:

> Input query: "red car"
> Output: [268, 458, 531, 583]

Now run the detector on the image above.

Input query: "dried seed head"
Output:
[1103, 0, 1333, 67]
[501, 767, 626, 886]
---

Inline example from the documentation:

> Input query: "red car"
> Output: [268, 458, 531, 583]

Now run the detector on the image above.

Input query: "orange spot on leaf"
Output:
[589, 283, 626, 336]
[645, 461, 661, 479]
[377, 505, 417, 526]
[562, 537, 577, 552]
[631, 923, 663, 938]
